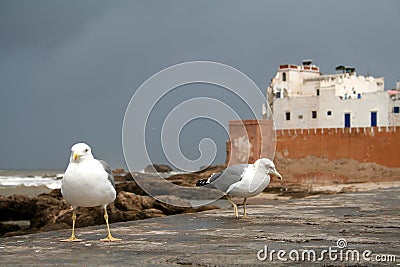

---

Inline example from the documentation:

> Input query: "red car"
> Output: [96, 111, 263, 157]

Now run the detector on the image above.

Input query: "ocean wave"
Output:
[0, 176, 61, 190]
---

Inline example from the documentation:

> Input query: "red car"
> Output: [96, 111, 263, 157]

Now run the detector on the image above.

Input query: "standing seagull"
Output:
[60, 143, 121, 242]
[196, 158, 282, 219]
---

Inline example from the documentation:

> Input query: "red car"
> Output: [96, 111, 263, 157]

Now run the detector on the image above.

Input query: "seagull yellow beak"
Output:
[73, 153, 80, 161]
[271, 170, 283, 180]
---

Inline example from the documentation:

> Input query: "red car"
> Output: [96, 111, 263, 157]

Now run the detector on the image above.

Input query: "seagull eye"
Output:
[84, 149, 89, 153]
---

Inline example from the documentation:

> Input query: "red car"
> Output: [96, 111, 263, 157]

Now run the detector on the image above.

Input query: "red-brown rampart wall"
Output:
[276, 126, 400, 167]
[228, 120, 400, 168]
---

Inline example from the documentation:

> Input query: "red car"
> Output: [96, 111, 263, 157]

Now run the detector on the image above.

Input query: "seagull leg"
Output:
[242, 198, 248, 219]
[227, 196, 239, 219]
[60, 209, 82, 242]
[100, 206, 121, 242]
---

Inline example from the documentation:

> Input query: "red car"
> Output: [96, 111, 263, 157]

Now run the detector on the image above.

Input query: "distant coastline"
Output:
[0, 168, 179, 197]
[0, 169, 64, 197]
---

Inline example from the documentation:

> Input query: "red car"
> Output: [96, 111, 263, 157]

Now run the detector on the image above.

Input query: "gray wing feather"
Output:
[208, 164, 250, 193]
[98, 159, 115, 188]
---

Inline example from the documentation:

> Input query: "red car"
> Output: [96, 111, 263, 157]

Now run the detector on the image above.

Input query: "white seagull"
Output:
[196, 158, 282, 218]
[60, 143, 121, 242]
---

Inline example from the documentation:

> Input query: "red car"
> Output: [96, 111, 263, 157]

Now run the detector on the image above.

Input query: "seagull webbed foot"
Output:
[60, 236, 82, 242]
[100, 234, 122, 242]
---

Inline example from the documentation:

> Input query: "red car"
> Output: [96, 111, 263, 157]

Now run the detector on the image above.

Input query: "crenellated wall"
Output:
[276, 126, 400, 167]
[228, 120, 400, 168]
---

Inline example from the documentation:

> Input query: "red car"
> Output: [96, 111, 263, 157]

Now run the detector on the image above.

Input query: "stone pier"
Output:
[1, 187, 399, 266]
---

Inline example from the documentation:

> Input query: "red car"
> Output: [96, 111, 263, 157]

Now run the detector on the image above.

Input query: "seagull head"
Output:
[254, 158, 282, 180]
[70, 143, 94, 163]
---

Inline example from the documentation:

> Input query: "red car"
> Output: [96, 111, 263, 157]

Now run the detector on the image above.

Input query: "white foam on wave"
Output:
[0, 176, 62, 190]
[169, 171, 187, 175]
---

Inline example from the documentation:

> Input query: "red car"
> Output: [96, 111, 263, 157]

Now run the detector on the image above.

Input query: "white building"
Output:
[267, 60, 400, 129]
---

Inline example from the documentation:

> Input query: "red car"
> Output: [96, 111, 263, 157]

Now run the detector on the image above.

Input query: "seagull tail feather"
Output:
[195, 179, 209, 186]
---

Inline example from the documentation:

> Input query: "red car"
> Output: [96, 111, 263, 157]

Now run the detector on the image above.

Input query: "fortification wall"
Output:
[276, 126, 400, 168]
[228, 120, 400, 168]
[227, 120, 275, 165]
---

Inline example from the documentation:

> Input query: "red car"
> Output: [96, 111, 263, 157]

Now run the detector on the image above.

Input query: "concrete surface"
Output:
[1, 187, 399, 266]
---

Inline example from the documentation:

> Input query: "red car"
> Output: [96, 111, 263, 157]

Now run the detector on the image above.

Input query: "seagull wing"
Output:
[208, 164, 250, 193]
[97, 159, 115, 188]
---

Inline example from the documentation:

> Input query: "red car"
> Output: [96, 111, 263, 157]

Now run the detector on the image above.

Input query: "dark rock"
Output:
[115, 181, 146, 195]
[46, 189, 63, 198]
[144, 164, 173, 173]
[112, 168, 126, 175]
[0, 194, 36, 221]
[30, 192, 69, 229]
[56, 192, 169, 227]
[114, 191, 148, 211]
[167, 164, 226, 187]
[0, 167, 226, 237]
[56, 207, 104, 227]
[114, 170, 133, 182]
[141, 208, 165, 218]
[0, 222, 21, 236]
[122, 172, 133, 180]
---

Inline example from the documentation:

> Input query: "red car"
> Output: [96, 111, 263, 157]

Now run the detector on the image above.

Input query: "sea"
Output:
[0, 169, 185, 197]
[0, 169, 64, 197]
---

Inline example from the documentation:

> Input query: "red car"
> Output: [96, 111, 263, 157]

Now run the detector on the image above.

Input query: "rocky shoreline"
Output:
[0, 165, 226, 238]
[2, 157, 400, 238]
[0, 163, 258, 237]
[0, 182, 219, 238]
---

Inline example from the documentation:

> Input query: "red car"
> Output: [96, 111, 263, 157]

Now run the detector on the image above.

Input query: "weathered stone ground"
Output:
[1, 187, 399, 266]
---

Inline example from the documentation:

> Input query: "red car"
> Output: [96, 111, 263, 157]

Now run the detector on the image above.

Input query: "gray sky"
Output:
[0, 0, 399, 170]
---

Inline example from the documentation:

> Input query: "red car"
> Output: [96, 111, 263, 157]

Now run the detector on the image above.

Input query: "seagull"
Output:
[60, 143, 121, 242]
[196, 158, 282, 219]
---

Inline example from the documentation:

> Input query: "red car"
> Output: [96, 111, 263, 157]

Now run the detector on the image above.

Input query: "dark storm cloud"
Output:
[0, 0, 125, 50]
[0, 0, 399, 169]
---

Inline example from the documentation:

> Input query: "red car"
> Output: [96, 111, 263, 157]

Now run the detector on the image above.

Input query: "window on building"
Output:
[394, 106, 400, 114]
[371, 111, 377, 127]
[285, 112, 291, 121]
[327, 110, 332, 116]
[298, 115, 303, 119]
[312, 111, 317, 119]
[316, 89, 320, 96]
[276, 92, 281, 98]
[344, 113, 351, 128]
[282, 72, 286, 82]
